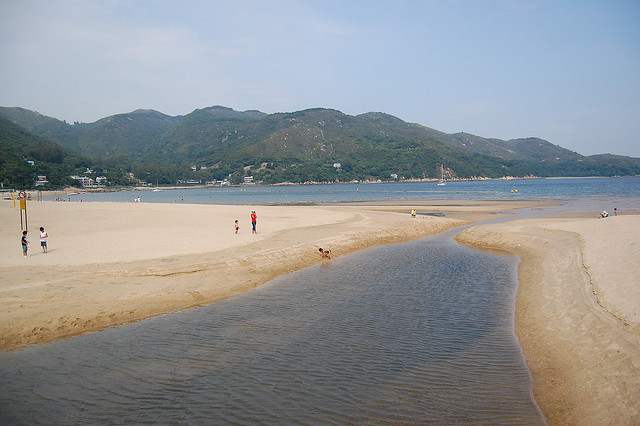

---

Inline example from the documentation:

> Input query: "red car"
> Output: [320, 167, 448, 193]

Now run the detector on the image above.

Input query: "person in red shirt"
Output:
[251, 210, 257, 233]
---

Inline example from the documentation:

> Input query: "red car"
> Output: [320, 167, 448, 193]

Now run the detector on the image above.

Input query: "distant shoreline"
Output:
[20, 174, 638, 197]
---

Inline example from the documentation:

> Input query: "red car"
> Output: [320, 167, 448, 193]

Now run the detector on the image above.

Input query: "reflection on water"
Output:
[0, 236, 544, 424]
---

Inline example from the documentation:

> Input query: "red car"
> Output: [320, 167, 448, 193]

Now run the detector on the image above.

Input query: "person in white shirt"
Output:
[39, 226, 48, 253]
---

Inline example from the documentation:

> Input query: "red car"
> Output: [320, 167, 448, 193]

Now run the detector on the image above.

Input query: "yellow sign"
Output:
[20, 199, 26, 210]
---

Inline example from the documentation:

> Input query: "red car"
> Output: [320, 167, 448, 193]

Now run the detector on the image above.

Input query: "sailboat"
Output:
[437, 164, 446, 186]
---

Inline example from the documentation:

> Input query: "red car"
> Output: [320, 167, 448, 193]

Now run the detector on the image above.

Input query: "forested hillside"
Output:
[1, 105, 639, 189]
[0, 117, 89, 189]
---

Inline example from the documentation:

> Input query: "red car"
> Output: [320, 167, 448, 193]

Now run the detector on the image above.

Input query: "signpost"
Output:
[20, 198, 28, 231]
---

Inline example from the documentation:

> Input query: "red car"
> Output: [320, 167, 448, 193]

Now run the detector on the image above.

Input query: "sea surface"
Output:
[50, 176, 640, 208]
[1, 177, 638, 424]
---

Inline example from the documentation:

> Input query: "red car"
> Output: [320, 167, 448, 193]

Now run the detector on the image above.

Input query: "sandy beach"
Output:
[2, 199, 500, 351]
[456, 213, 640, 424]
[2, 198, 639, 423]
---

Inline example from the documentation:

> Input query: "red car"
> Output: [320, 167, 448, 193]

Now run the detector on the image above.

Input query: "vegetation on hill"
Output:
[77, 109, 182, 158]
[0, 117, 90, 189]
[1, 105, 639, 189]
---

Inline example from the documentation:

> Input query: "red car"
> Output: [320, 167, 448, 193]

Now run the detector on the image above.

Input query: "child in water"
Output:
[319, 247, 332, 260]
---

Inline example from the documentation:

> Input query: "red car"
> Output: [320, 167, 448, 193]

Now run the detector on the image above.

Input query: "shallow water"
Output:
[0, 232, 544, 424]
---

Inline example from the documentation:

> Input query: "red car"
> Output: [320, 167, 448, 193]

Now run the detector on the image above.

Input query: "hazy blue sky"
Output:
[1, 1, 639, 157]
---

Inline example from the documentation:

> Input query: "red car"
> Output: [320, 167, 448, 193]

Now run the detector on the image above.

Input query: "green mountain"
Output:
[150, 106, 266, 162]
[184, 108, 513, 182]
[0, 107, 182, 159]
[0, 116, 89, 189]
[78, 109, 182, 158]
[0, 107, 83, 152]
[1, 105, 639, 186]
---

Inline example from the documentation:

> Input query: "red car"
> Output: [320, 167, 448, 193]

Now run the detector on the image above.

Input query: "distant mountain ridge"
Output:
[1, 105, 639, 185]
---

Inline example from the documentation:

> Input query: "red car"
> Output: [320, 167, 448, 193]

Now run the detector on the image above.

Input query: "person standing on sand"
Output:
[39, 227, 48, 253]
[21, 231, 29, 257]
[251, 210, 257, 234]
[235, 219, 239, 234]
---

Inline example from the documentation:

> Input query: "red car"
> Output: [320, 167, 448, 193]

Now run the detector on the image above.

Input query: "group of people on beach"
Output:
[20, 209, 332, 261]
[233, 209, 332, 260]
[21, 227, 48, 257]
[234, 210, 258, 234]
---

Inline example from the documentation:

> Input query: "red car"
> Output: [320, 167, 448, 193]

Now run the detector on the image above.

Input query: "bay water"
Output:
[51, 176, 640, 206]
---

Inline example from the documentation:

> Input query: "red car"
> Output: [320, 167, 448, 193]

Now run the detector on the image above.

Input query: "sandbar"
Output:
[456, 213, 640, 424]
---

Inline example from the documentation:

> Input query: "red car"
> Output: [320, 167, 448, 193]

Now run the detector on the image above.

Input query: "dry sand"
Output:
[2, 198, 638, 424]
[456, 214, 640, 424]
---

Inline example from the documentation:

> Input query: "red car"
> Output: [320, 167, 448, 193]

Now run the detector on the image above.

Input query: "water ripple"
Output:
[0, 236, 543, 424]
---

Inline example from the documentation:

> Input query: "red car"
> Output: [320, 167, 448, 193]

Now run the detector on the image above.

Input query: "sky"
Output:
[1, 1, 639, 157]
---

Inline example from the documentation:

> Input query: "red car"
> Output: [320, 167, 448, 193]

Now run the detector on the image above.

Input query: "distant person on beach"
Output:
[319, 248, 332, 259]
[235, 219, 239, 234]
[21, 231, 29, 257]
[613, 208, 617, 216]
[251, 210, 257, 233]
[39, 227, 48, 253]
[600, 210, 609, 218]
